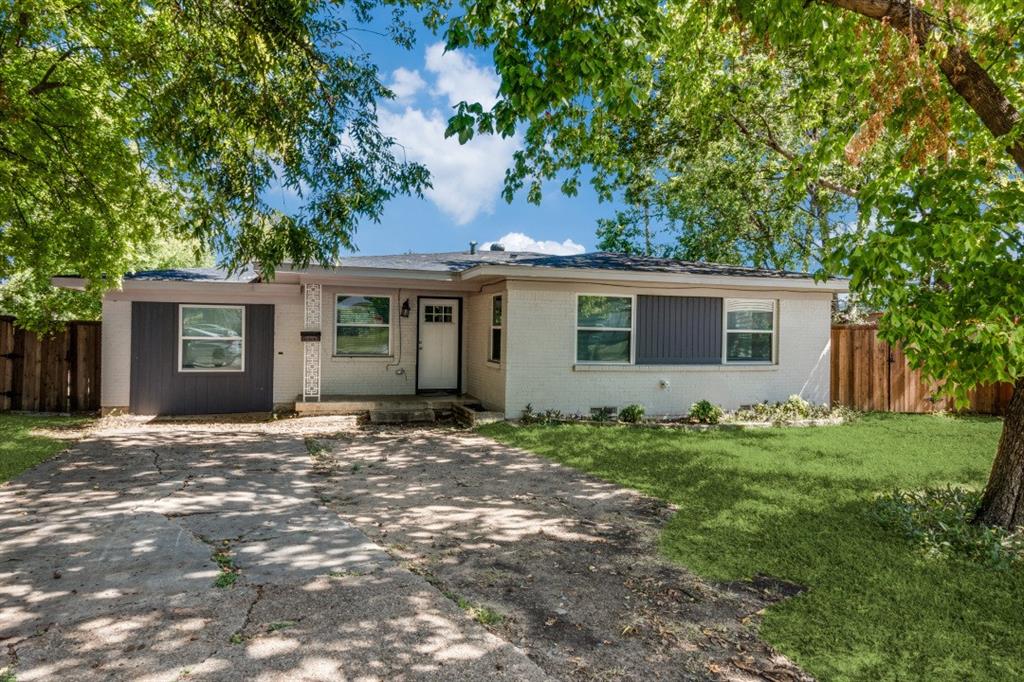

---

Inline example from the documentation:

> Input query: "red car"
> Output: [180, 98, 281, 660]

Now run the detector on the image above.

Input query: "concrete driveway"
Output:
[1, 418, 808, 682]
[0, 418, 545, 681]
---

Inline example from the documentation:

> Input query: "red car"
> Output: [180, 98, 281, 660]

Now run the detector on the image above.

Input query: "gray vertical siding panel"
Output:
[636, 296, 722, 364]
[130, 302, 274, 414]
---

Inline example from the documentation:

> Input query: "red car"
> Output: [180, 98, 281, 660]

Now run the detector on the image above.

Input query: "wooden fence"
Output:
[831, 324, 1014, 415]
[0, 316, 102, 413]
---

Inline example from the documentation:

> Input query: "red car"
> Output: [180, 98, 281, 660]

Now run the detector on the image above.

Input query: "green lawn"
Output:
[480, 414, 1024, 681]
[0, 414, 91, 483]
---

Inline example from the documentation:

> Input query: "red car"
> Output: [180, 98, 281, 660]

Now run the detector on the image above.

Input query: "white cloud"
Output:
[378, 107, 519, 224]
[377, 44, 518, 224]
[388, 67, 426, 102]
[424, 43, 499, 109]
[481, 232, 587, 255]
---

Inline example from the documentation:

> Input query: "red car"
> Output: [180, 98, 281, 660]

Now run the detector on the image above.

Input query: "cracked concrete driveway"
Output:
[0, 418, 545, 682]
[1, 418, 807, 682]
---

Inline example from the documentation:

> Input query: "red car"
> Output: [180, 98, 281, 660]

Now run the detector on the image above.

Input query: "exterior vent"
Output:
[469, 241, 478, 255]
[489, 243, 505, 251]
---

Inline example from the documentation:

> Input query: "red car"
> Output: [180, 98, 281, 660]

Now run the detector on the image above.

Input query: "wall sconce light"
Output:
[400, 299, 411, 318]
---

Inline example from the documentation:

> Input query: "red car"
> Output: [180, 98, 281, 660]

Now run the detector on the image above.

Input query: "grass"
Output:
[212, 549, 239, 588]
[0, 413, 91, 483]
[480, 414, 1024, 681]
[455, 596, 505, 626]
[267, 620, 297, 632]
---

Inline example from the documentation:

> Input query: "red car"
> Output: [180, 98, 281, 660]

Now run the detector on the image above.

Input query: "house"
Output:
[55, 248, 848, 418]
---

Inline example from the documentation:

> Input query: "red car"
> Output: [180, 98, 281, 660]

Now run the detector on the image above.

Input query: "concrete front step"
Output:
[369, 408, 436, 424]
[295, 394, 479, 416]
[452, 404, 506, 427]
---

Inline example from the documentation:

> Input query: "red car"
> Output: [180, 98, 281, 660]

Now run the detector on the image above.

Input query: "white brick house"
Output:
[57, 249, 847, 418]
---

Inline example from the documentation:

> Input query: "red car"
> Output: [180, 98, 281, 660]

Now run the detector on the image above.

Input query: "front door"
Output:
[417, 298, 460, 391]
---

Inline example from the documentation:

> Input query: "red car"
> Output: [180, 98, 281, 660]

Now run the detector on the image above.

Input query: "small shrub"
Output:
[872, 487, 1024, 569]
[619, 404, 645, 423]
[520, 404, 565, 425]
[732, 397, 853, 425]
[542, 408, 564, 422]
[689, 400, 723, 424]
[590, 406, 616, 422]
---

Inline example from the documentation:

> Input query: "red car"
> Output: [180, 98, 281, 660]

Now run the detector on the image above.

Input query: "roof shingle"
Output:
[121, 251, 831, 281]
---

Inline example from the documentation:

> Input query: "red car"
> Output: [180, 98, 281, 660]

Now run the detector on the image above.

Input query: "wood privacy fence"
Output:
[0, 316, 101, 413]
[831, 324, 1014, 415]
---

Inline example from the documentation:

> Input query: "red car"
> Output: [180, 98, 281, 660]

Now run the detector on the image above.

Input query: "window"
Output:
[489, 295, 502, 363]
[724, 299, 775, 363]
[423, 304, 453, 323]
[576, 295, 632, 363]
[336, 295, 391, 355]
[179, 305, 244, 371]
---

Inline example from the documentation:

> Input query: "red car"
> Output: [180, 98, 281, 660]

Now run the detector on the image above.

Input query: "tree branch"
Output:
[26, 49, 77, 97]
[819, 0, 1024, 171]
[729, 114, 861, 198]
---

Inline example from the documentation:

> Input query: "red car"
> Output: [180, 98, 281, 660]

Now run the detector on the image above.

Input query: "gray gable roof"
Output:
[121, 251, 827, 281]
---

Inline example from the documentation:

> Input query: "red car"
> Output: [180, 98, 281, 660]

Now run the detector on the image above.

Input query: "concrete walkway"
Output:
[0, 418, 546, 681]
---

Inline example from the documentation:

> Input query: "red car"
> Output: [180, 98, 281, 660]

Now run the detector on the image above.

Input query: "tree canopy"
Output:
[1, 0, 432, 327]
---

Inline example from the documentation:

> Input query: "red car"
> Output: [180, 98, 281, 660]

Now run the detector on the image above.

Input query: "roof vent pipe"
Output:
[489, 243, 505, 252]
[469, 241, 477, 255]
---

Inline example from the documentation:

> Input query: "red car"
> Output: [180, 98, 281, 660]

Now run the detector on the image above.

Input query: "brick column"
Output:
[302, 283, 322, 402]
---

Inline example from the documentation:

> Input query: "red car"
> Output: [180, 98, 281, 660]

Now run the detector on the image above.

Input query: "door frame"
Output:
[414, 295, 463, 394]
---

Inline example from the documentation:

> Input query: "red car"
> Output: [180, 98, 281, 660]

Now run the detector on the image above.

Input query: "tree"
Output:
[0, 231, 212, 330]
[445, 1, 1024, 529]
[502, 35, 866, 270]
[1, 0, 432, 329]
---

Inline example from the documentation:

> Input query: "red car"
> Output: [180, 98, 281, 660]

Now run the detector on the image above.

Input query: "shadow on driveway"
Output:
[317, 427, 812, 681]
[0, 419, 545, 681]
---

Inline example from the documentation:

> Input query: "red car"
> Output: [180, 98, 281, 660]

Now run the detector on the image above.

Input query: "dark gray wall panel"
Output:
[636, 296, 722, 364]
[130, 302, 274, 414]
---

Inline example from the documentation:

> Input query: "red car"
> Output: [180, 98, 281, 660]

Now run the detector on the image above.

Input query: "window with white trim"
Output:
[336, 295, 391, 355]
[179, 305, 244, 371]
[489, 295, 502, 363]
[576, 295, 632, 363]
[724, 299, 775, 363]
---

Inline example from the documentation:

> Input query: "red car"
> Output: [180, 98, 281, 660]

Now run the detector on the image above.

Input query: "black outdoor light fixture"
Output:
[400, 299, 411, 318]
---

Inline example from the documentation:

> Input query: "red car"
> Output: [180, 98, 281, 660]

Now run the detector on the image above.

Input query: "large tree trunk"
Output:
[821, 0, 1024, 172]
[975, 377, 1024, 529]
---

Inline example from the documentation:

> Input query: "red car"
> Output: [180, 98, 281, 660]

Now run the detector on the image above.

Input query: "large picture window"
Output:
[724, 299, 775, 363]
[179, 305, 244, 371]
[489, 295, 503, 363]
[576, 295, 632, 363]
[336, 295, 391, 355]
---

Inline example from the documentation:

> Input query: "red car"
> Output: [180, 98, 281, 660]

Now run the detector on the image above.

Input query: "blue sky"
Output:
[293, 24, 619, 256]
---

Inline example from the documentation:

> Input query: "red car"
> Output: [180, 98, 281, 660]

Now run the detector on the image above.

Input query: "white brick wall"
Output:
[464, 290, 506, 411]
[100, 298, 132, 410]
[318, 287, 474, 397]
[101, 278, 832, 416]
[503, 280, 832, 418]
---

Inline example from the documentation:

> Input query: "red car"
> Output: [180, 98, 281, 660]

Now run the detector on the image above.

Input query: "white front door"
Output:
[417, 298, 460, 391]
